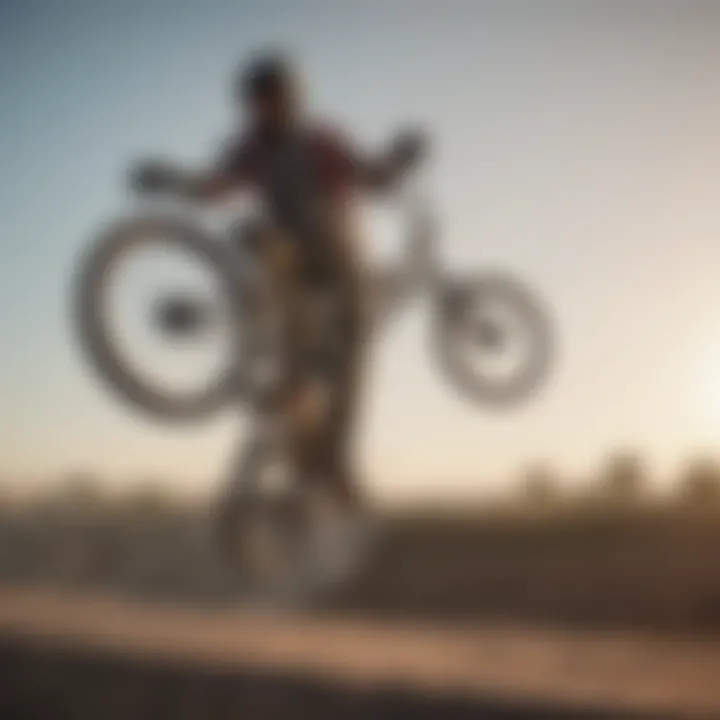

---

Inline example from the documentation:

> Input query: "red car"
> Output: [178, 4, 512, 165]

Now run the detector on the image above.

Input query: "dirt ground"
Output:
[0, 587, 717, 719]
[3, 507, 720, 718]
[0, 637, 662, 720]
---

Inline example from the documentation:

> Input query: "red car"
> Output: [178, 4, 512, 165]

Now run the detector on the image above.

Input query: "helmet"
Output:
[235, 53, 296, 102]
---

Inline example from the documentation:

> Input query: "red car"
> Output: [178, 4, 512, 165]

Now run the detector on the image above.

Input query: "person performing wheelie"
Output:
[133, 52, 424, 573]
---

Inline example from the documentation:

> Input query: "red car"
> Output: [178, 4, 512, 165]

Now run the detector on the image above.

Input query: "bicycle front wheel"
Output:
[73, 215, 249, 422]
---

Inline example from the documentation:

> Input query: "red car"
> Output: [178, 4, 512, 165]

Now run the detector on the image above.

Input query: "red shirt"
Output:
[219, 123, 357, 200]
[218, 122, 361, 277]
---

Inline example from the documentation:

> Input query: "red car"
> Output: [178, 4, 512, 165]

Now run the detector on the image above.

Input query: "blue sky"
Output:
[3, 0, 720, 498]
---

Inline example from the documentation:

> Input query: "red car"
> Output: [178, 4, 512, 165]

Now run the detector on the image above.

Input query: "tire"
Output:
[213, 423, 371, 607]
[73, 215, 249, 422]
[213, 426, 316, 605]
[432, 271, 555, 407]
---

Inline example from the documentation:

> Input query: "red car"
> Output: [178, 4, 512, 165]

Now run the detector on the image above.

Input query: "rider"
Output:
[135, 52, 424, 526]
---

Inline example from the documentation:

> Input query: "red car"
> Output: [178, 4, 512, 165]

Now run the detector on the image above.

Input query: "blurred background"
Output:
[3, 1, 720, 718]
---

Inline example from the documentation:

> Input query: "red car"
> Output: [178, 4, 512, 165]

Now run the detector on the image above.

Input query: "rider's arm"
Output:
[134, 135, 258, 201]
[179, 137, 261, 200]
[167, 170, 238, 201]
[354, 153, 409, 192]
[316, 126, 422, 194]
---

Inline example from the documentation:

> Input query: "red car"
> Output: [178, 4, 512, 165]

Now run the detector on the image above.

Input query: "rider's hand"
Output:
[390, 129, 427, 170]
[130, 159, 182, 194]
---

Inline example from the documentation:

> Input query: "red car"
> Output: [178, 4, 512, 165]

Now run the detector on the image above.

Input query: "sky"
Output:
[2, 0, 720, 500]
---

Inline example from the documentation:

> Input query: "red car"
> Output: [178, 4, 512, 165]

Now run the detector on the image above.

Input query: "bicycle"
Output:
[73, 149, 556, 601]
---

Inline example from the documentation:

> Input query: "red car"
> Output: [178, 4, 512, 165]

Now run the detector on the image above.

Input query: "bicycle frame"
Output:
[366, 173, 443, 333]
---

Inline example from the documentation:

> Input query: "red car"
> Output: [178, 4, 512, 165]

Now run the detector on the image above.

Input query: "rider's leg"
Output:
[248, 223, 322, 487]
[261, 224, 367, 510]
[315, 278, 368, 509]
[281, 305, 361, 505]
[277, 276, 331, 493]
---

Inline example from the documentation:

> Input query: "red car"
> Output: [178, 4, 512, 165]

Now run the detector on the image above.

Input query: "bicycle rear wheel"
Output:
[433, 271, 555, 407]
